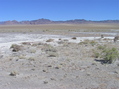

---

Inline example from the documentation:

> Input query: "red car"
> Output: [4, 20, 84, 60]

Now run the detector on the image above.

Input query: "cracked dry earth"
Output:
[0, 38, 119, 89]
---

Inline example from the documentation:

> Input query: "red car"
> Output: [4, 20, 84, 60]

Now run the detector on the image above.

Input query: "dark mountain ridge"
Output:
[0, 18, 119, 25]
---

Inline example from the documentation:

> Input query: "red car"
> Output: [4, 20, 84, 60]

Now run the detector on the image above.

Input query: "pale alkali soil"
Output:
[0, 24, 119, 89]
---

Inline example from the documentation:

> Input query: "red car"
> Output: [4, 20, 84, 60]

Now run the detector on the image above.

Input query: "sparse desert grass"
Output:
[79, 39, 90, 45]
[0, 27, 119, 88]
[41, 44, 57, 52]
[79, 40, 97, 46]
[1, 36, 119, 88]
[9, 38, 119, 64]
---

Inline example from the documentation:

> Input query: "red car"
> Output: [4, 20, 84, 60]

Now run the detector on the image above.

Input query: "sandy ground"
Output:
[0, 32, 119, 89]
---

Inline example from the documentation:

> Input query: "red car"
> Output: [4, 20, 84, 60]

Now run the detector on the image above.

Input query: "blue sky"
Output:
[0, 0, 119, 21]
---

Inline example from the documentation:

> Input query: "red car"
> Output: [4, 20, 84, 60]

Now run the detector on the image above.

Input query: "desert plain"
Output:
[0, 23, 119, 89]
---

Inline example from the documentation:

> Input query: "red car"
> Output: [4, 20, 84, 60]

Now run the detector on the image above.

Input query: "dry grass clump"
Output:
[39, 44, 59, 57]
[79, 40, 97, 46]
[46, 39, 54, 42]
[89, 40, 97, 46]
[10, 44, 23, 52]
[92, 45, 107, 58]
[79, 40, 90, 45]
[42, 44, 57, 52]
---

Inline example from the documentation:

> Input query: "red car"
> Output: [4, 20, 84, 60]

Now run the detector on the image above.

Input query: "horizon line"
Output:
[0, 18, 119, 22]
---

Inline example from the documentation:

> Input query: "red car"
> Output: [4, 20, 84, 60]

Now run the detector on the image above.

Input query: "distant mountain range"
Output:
[0, 18, 119, 25]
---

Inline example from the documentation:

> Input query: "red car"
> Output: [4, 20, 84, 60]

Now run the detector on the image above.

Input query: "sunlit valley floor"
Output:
[0, 24, 119, 89]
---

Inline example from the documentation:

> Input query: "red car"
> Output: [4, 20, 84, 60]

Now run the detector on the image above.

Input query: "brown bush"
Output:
[72, 37, 77, 40]
[10, 44, 22, 52]
[46, 39, 54, 42]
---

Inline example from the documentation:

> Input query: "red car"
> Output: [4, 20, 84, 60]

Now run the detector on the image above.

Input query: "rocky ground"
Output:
[0, 33, 119, 89]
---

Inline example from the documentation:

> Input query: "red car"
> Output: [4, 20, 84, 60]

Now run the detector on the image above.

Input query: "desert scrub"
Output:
[72, 37, 77, 40]
[10, 44, 23, 52]
[97, 45, 106, 50]
[79, 40, 90, 45]
[79, 40, 97, 46]
[93, 45, 119, 64]
[101, 48, 119, 64]
[89, 40, 97, 46]
[93, 51, 100, 58]
[46, 39, 54, 42]
[43, 44, 57, 52]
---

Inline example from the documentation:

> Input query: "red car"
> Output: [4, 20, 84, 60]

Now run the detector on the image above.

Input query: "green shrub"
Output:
[101, 48, 119, 64]
[97, 45, 105, 50]
[93, 45, 119, 64]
